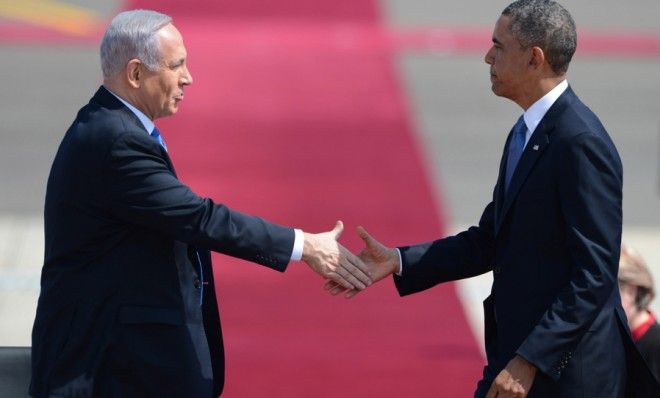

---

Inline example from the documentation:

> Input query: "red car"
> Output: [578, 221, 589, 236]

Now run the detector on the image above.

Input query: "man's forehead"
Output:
[492, 16, 513, 42]
[156, 24, 187, 56]
[156, 23, 182, 42]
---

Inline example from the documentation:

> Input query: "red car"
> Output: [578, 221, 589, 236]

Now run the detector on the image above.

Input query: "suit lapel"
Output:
[494, 131, 511, 230]
[494, 86, 575, 236]
[495, 129, 551, 235]
[92, 86, 178, 177]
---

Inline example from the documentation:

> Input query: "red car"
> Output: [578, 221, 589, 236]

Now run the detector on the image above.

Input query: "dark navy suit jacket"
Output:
[30, 86, 295, 397]
[393, 87, 659, 397]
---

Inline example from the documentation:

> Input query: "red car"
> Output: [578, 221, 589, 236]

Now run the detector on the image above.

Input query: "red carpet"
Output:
[125, 0, 484, 396]
[0, 1, 656, 395]
[1, 1, 659, 396]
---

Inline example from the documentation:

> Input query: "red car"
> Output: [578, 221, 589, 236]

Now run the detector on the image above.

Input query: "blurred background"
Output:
[1, 0, 659, 396]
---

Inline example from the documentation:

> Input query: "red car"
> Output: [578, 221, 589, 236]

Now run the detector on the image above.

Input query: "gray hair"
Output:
[502, 0, 576, 74]
[100, 9, 172, 79]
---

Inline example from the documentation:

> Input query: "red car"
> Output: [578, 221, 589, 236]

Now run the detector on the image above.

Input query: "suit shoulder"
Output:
[554, 96, 606, 137]
[60, 101, 151, 159]
[49, 101, 157, 191]
[72, 102, 143, 144]
[552, 95, 620, 159]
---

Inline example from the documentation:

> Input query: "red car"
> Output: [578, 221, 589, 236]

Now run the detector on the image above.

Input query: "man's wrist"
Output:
[393, 248, 403, 275]
[301, 231, 314, 262]
[291, 229, 304, 261]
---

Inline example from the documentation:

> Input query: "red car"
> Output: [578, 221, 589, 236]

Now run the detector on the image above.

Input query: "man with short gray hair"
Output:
[30, 9, 372, 397]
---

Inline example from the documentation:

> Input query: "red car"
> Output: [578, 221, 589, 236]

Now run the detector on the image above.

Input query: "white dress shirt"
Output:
[520, 79, 568, 148]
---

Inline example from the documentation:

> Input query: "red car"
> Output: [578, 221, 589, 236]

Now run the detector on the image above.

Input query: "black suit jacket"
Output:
[30, 86, 295, 397]
[393, 87, 659, 397]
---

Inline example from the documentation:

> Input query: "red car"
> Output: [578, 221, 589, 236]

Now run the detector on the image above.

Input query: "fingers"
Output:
[332, 284, 348, 296]
[485, 385, 497, 398]
[326, 271, 358, 291]
[356, 225, 370, 243]
[334, 257, 369, 290]
[357, 225, 380, 251]
[339, 246, 372, 286]
[486, 378, 525, 398]
[331, 220, 344, 240]
[325, 278, 363, 299]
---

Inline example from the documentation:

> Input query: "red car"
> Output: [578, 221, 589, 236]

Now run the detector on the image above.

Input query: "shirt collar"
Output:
[104, 86, 155, 134]
[632, 311, 656, 342]
[523, 79, 568, 136]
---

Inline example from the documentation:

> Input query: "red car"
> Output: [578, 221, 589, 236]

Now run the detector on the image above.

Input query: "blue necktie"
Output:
[504, 116, 527, 192]
[150, 127, 168, 151]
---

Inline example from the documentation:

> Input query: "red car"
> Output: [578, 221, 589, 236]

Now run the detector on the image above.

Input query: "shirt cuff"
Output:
[395, 248, 403, 276]
[290, 228, 304, 261]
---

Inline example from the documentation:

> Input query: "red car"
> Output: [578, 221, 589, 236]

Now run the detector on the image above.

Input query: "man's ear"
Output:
[126, 59, 142, 88]
[529, 46, 545, 69]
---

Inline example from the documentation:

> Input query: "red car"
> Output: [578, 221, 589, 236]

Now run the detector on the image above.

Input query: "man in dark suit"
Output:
[30, 9, 372, 398]
[326, 1, 658, 396]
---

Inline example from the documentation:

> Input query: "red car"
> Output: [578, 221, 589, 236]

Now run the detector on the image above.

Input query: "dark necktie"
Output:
[150, 127, 168, 151]
[504, 116, 527, 192]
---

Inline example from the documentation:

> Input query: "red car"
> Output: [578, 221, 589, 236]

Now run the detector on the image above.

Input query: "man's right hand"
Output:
[325, 226, 399, 298]
[302, 221, 373, 291]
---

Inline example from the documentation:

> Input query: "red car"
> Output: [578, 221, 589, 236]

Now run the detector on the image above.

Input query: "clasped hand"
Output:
[302, 223, 398, 296]
[302, 221, 374, 291]
[322, 226, 399, 298]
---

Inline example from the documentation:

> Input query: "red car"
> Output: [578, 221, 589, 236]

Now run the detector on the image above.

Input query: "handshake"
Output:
[301, 221, 399, 298]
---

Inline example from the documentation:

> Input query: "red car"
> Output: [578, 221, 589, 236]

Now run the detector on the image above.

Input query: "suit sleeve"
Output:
[99, 132, 295, 271]
[516, 132, 623, 381]
[393, 200, 496, 296]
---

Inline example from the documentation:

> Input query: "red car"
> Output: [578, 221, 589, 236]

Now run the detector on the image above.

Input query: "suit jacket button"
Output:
[194, 279, 201, 289]
[493, 266, 502, 274]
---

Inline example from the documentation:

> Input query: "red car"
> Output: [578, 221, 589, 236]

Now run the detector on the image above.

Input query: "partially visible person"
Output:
[620, 244, 660, 383]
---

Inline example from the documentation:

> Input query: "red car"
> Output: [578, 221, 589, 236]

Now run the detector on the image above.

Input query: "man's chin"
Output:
[490, 85, 505, 97]
[160, 107, 179, 119]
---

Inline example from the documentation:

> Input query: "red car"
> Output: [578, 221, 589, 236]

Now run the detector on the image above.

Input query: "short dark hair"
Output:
[502, 0, 577, 74]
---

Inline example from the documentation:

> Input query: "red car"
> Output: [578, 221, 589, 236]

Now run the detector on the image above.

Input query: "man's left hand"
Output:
[486, 355, 537, 398]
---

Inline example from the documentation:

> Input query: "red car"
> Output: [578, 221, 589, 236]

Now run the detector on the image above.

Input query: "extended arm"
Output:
[326, 200, 497, 298]
[101, 133, 371, 289]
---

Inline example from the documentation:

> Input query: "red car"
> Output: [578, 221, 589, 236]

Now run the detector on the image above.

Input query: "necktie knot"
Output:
[150, 127, 167, 151]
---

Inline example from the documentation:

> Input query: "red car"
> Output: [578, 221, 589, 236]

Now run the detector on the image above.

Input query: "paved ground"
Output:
[1, 0, 658, 361]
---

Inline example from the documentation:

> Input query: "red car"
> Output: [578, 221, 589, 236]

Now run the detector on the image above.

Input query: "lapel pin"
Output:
[532, 145, 539, 151]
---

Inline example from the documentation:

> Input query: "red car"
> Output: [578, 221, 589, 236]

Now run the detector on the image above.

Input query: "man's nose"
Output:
[484, 47, 494, 64]
[183, 66, 193, 85]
